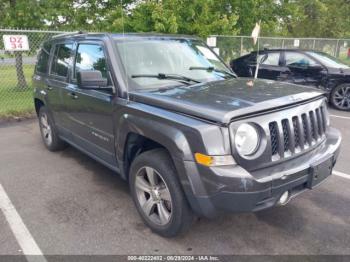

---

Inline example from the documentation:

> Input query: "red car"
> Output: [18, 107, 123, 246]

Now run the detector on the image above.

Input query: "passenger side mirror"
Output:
[77, 70, 108, 89]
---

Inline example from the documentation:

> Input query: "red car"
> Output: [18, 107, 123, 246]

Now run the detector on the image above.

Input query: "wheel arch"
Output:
[34, 98, 45, 116]
[118, 121, 204, 217]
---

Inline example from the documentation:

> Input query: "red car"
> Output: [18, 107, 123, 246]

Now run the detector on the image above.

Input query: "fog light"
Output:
[278, 191, 290, 205]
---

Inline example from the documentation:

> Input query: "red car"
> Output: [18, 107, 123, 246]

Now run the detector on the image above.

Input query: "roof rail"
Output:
[51, 31, 85, 39]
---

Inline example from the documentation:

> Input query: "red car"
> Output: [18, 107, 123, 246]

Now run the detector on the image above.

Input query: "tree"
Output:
[279, 0, 350, 38]
[123, 0, 239, 37]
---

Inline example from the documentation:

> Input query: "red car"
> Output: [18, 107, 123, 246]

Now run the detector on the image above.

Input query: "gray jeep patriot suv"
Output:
[33, 32, 341, 237]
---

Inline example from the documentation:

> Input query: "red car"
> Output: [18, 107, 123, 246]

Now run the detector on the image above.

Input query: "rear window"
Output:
[50, 43, 74, 77]
[35, 42, 52, 74]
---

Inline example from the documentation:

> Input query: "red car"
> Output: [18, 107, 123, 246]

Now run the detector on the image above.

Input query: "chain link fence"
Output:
[1, 29, 350, 117]
[210, 35, 350, 64]
[0, 29, 67, 117]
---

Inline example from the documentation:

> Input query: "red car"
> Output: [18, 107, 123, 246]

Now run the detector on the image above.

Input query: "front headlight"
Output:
[235, 123, 260, 156]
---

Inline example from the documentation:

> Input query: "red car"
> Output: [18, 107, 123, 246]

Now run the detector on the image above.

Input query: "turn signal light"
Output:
[195, 153, 236, 167]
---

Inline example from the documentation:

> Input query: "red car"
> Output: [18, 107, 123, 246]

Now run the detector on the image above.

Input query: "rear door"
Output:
[45, 42, 75, 131]
[242, 51, 282, 80]
[63, 40, 117, 167]
[33, 41, 53, 108]
[256, 51, 283, 80]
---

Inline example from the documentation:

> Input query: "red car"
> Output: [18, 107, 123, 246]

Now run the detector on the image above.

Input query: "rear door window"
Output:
[36, 42, 52, 74]
[50, 43, 74, 77]
[258, 52, 280, 66]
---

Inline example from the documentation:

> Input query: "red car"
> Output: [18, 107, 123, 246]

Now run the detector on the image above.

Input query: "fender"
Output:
[113, 103, 229, 215]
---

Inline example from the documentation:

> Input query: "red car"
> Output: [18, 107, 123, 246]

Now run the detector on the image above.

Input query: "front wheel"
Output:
[330, 84, 350, 111]
[129, 149, 194, 237]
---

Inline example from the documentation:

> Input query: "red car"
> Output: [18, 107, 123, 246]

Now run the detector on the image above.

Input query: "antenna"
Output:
[120, 0, 130, 102]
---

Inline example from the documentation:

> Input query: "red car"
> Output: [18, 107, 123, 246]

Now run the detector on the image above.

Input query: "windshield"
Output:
[307, 51, 349, 69]
[114, 38, 233, 90]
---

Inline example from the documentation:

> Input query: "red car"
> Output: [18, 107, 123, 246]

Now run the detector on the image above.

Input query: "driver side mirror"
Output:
[77, 70, 108, 89]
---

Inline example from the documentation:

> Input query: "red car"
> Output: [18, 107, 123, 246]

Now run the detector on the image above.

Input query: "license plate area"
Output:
[307, 156, 333, 189]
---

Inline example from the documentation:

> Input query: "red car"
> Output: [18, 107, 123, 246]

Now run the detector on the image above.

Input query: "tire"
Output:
[129, 149, 194, 237]
[330, 83, 350, 111]
[38, 106, 67, 151]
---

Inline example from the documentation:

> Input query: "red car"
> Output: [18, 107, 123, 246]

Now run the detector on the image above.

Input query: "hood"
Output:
[327, 67, 350, 75]
[130, 78, 325, 124]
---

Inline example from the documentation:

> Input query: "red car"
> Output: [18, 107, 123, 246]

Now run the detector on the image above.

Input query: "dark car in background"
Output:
[230, 49, 350, 111]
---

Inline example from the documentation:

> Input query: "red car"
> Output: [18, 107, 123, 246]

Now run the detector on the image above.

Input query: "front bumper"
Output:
[182, 127, 341, 218]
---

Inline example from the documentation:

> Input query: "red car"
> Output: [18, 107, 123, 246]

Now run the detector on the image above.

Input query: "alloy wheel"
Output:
[135, 166, 172, 226]
[333, 85, 350, 110]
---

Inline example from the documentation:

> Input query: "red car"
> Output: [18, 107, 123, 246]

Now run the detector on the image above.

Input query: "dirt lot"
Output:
[0, 108, 349, 258]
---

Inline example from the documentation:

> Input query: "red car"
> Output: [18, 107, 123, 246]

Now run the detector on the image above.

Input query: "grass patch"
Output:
[0, 65, 35, 118]
[338, 55, 350, 66]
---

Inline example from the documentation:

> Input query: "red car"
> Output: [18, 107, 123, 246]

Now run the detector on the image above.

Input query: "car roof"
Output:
[251, 48, 322, 53]
[51, 32, 200, 41]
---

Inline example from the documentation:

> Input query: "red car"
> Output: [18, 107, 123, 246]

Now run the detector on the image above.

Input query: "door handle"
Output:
[67, 92, 78, 99]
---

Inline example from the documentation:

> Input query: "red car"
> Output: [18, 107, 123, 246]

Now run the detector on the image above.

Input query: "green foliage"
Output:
[278, 0, 350, 38]
[125, 0, 239, 37]
[1, 0, 350, 38]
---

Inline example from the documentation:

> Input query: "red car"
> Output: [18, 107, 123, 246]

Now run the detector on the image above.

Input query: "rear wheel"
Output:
[330, 84, 350, 111]
[38, 106, 66, 151]
[129, 149, 194, 237]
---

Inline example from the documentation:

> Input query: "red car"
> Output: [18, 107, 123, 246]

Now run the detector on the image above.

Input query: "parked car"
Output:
[33, 33, 341, 237]
[230, 49, 350, 111]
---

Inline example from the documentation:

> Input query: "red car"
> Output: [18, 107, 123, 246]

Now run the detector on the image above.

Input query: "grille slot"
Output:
[268, 105, 326, 161]
[301, 113, 309, 144]
[292, 116, 300, 148]
[309, 111, 316, 141]
[316, 108, 323, 135]
[282, 119, 289, 152]
[320, 106, 327, 131]
[269, 122, 278, 156]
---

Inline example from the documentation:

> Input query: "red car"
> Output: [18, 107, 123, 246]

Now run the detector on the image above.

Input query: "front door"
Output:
[282, 51, 326, 87]
[63, 41, 117, 168]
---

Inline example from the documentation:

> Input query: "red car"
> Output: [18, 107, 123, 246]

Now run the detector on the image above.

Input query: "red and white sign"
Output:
[3, 35, 29, 51]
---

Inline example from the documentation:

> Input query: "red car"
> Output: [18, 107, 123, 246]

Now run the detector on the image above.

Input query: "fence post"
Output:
[335, 39, 340, 57]
[240, 37, 243, 56]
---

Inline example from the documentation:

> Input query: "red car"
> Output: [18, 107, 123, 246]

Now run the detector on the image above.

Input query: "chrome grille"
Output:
[268, 104, 327, 161]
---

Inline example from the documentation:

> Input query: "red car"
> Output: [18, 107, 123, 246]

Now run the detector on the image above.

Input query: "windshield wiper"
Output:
[131, 73, 201, 85]
[189, 66, 237, 78]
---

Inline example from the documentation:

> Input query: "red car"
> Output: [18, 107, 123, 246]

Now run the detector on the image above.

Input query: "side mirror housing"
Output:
[77, 70, 108, 89]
